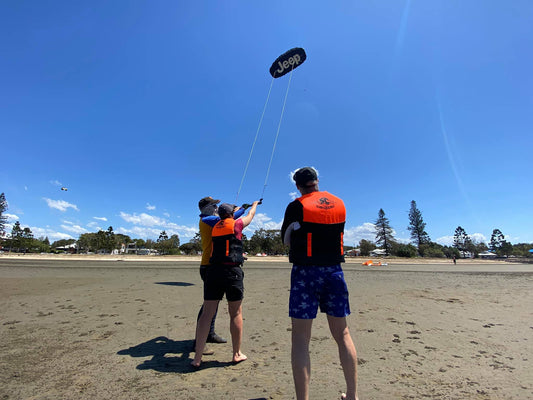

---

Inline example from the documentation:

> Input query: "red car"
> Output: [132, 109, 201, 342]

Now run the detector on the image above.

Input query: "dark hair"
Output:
[293, 167, 318, 186]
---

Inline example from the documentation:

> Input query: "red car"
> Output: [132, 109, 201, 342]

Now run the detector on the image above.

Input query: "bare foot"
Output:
[190, 360, 201, 368]
[341, 393, 358, 400]
[232, 352, 247, 364]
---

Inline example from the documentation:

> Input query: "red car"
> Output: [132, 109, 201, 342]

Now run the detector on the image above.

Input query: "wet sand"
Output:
[1, 256, 532, 399]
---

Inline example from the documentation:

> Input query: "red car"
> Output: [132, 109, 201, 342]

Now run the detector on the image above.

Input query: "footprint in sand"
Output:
[36, 311, 53, 317]
[3, 320, 21, 326]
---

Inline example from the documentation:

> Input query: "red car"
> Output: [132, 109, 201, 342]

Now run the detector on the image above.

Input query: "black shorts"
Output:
[204, 264, 244, 302]
[199, 265, 208, 281]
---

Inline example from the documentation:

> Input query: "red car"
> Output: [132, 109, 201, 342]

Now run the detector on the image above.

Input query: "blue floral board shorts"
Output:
[289, 264, 351, 319]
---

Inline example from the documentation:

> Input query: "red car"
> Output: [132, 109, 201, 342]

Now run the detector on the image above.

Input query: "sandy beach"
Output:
[1, 255, 532, 399]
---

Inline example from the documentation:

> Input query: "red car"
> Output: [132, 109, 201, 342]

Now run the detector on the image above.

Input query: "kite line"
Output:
[260, 67, 294, 200]
[235, 77, 275, 204]
[235, 47, 306, 205]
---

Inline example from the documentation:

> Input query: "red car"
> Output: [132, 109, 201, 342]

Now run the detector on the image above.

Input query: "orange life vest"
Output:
[289, 191, 346, 265]
[210, 218, 245, 265]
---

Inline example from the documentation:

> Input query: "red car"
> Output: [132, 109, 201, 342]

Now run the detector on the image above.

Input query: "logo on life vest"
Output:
[276, 54, 302, 75]
[316, 197, 334, 210]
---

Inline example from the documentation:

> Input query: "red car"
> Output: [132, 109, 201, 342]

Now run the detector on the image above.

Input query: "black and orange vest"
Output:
[289, 191, 346, 266]
[210, 218, 245, 265]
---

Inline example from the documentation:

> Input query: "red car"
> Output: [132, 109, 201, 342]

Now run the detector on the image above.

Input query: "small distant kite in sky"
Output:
[61, 187, 68, 191]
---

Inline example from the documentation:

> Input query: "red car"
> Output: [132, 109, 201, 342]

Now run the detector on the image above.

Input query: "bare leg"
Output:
[228, 300, 247, 363]
[197, 266, 222, 341]
[327, 316, 358, 400]
[196, 304, 219, 337]
[191, 300, 219, 367]
[291, 318, 313, 400]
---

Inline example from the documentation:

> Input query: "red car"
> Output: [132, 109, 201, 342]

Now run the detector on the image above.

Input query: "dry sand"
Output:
[1, 255, 532, 399]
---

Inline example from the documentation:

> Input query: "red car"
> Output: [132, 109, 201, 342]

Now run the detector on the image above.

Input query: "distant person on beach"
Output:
[194, 197, 246, 352]
[281, 167, 359, 400]
[453, 255, 457, 265]
[191, 200, 260, 367]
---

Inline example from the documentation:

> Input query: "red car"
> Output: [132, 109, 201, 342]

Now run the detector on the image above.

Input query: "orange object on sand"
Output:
[362, 260, 381, 266]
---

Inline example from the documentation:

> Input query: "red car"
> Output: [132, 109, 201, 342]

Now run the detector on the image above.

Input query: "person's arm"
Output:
[239, 201, 260, 228]
[234, 206, 245, 219]
[281, 201, 303, 246]
[201, 215, 220, 227]
[281, 201, 301, 237]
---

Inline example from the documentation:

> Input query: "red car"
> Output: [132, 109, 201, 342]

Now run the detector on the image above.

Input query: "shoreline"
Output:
[0, 252, 518, 265]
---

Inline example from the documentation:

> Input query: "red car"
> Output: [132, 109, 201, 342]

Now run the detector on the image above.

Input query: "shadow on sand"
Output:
[154, 281, 195, 287]
[117, 336, 233, 373]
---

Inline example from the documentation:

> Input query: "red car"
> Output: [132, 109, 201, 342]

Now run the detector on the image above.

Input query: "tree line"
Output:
[369, 200, 530, 258]
[0, 192, 531, 258]
[1, 223, 183, 255]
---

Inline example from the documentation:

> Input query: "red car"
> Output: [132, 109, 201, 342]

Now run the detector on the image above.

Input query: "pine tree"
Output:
[10, 221, 23, 252]
[156, 230, 170, 255]
[407, 200, 430, 251]
[375, 208, 395, 255]
[453, 226, 470, 257]
[489, 229, 504, 252]
[105, 226, 115, 254]
[490, 229, 512, 256]
[0, 193, 8, 234]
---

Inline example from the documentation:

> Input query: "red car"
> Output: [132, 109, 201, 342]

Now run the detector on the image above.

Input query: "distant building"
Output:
[137, 248, 158, 255]
[478, 251, 497, 259]
[345, 249, 361, 257]
[125, 243, 138, 254]
[370, 249, 387, 257]
[56, 243, 77, 254]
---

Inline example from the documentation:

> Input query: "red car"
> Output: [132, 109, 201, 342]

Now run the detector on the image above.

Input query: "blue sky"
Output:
[1, 1, 532, 246]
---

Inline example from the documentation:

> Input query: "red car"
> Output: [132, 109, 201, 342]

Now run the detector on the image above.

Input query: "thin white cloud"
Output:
[470, 233, 487, 244]
[245, 213, 282, 233]
[436, 233, 488, 247]
[30, 226, 73, 242]
[60, 224, 88, 235]
[117, 226, 165, 240]
[87, 221, 102, 230]
[93, 216, 107, 221]
[343, 223, 409, 246]
[43, 198, 79, 212]
[146, 203, 156, 211]
[344, 223, 377, 246]
[119, 212, 165, 227]
[436, 235, 454, 246]
[50, 180, 62, 187]
[116, 225, 197, 241]
[60, 221, 88, 235]
[289, 191, 298, 201]
[163, 212, 170, 218]
[5, 213, 19, 222]
[164, 223, 198, 238]
[118, 211, 198, 240]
